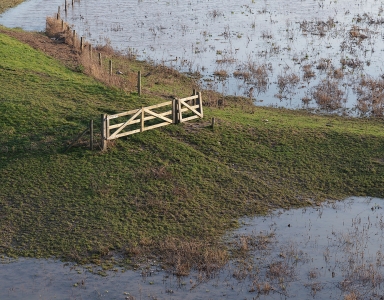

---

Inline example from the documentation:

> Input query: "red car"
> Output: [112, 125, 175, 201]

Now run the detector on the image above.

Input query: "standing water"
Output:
[2, 0, 384, 113]
[1, 2, 384, 299]
[1, 197, 384, 299]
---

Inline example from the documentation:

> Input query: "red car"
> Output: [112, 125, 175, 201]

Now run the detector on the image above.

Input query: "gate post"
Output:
[101, 114, 108, 151]
[172, 99, 179, 124]
[140, 107, 144, 132]
[197, 92, 203, 118]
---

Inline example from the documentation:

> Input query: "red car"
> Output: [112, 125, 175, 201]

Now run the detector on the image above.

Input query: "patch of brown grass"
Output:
[249, 62, 271, 94]
[344, 291, 359, 300]
[300, 18, 335, 36]
[213, 69, 229, 78]
[349, 26, 368, 39]
[333, 68, 344, 79]
[277, 72, 300, 97]
[158, 237, 228, 277]
[316, 58, 331, 71]
[355, 76, 384, 117]
[312, 79, 346, 110]
[230, 231, 275, 255]
[233, 70, 251, 81]
[340, 57, 363, 69]
[301, 96, 311, 105]
[302, 64, 316, 80]
[257, 282, 273, 295]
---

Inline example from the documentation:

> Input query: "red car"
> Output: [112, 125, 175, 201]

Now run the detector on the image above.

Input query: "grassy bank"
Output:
[0, 0, 24, 14]
[0, 26, 383, 272]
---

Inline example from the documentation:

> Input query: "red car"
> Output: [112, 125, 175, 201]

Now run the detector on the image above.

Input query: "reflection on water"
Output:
[2, 0, 384, 112]
[1, 197, 384, 299]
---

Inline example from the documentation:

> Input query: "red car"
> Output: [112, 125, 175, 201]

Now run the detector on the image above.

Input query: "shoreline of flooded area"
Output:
[2, 196, 384, 299]
[2, 0, 384, 115]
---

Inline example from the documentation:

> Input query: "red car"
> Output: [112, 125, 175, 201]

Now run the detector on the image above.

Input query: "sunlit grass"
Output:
[0, 29, 383, 272]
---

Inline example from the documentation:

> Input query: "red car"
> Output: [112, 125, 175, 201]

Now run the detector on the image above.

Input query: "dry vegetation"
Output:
[233, 61, 272, 95]
[0, 0, 24, 14]
[312, 79, 346, 110]
[302, 64, 316, 80]
[46, 17, 200, 97]
[299, 18, 335, 36]
[213, 69, 229, 78]
[277, 72, 300, 98]
[355, 76, 384, 116]
[158, 238, 228, 277]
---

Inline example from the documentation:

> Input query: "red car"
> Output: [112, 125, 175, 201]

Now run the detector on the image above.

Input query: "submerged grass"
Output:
[0, 25, 383, 273]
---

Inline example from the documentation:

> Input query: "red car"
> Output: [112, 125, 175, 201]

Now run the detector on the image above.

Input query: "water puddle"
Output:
[2, 0, 384, 114]
[1, 196, 384, 299]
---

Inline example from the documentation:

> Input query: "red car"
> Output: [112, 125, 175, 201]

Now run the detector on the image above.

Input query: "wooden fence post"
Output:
[89, 45, 92, 60]
[101, 114, 107, 151]
[172, 99, 178, 124]
[109, 60, 113, 75]
[65, 0, 67, 12]
[72, 30, 76, 48]
[106, 117, 110, 140]
[211, 117, 215, 129]
[80, 37, 84, 53]
[138, 71, 142, 96]
[197, 92, 203, 117]
[140, 107, 144, 132]
[89, 119, 93, 150]
[178, 98, 183, 123]
[61, 19, 64, 30]
[57, 6, 60, 19]
[98, 53, 102, 66]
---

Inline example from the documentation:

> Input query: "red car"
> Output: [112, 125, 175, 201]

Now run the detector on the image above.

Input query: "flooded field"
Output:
[1, 196, 384, 299]
[2, 0, 384, 114]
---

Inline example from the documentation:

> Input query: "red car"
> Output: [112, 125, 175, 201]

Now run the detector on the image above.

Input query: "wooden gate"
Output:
[101, 91, 203, 150]
[177, 92, 203, 123]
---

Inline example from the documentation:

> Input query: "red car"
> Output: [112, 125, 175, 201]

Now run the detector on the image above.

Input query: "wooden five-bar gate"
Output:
[101, 92, 203, 150]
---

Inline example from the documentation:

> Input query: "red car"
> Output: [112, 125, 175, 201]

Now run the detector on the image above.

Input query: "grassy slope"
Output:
[0, 0, 24, 14]
[0, 31, 384, 264]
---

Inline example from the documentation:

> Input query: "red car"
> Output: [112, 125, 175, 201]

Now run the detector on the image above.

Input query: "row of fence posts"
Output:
[56, 4, 142, 95]
[57, 2, 207, 152]
[56, 0, 76, 19]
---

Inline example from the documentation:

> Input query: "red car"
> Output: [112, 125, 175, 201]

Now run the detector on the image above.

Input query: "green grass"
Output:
[0, 30, 383, 266]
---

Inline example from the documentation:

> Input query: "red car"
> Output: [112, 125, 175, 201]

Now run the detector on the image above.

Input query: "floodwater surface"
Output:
[1, 196, 384, 299]
[2, 0, 384, 114]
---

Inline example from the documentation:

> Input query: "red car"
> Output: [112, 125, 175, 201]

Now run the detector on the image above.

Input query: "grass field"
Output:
[0, 25, 383, 273]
